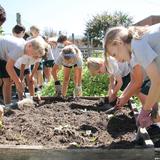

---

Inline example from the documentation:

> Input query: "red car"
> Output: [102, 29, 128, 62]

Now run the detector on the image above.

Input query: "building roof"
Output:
[134, 15, 160, 26]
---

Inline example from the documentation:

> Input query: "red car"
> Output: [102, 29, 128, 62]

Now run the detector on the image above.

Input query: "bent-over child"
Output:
[0, 36, 47, 104]
[104, 23, 160, 128]
[52, 45, 83, 97]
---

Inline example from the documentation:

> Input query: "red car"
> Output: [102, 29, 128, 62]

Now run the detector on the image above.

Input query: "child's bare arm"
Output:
[121, 65, 143, 100]
[113, 75, 123, 95]
[31, 62, 39, 78]
[52, 64, 59, 81]
[108, 75, 122, 103]
[6, 58, 23, 93]
[20, 64, 25, 81]
[145, 62, 160, 110]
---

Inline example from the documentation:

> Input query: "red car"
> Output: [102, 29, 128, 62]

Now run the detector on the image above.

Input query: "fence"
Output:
[79, 46, 103, 60]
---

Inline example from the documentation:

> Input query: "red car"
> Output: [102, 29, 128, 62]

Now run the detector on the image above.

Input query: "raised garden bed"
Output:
[0, 96, 158, 160]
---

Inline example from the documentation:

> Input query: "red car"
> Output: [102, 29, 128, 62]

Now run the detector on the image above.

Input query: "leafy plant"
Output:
[41, 63, 109, 96]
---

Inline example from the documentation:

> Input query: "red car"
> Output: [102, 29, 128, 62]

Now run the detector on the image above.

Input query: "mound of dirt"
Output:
[0, 98, 137, 149]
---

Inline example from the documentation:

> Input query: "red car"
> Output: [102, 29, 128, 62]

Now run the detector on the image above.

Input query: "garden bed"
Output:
[0, 97, 138, 149]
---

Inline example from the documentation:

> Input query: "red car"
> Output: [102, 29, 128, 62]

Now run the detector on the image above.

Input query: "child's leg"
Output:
[43, 67, 52, 82]
[73, 67, 82, 86]
[33, 71, 38, 90]
[62, 67, 71, 96]
[73, 67, 82, 96]
[17, 90, 23, 100]
[2, 78, 12, 104]
[26, 74, 35, 96]
[37, 70, 43, 88]
[43, 60, 54, 82]
[36, 62, 44, 88]
[0, 78, 3, 86]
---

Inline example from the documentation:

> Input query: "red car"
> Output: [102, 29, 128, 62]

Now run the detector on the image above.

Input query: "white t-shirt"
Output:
[47, 46, 54, 60]
[52, 47, 61, 61]
[55, 45, 83, 68]
[131, 23, 160, 70]
[0, 35, 26, 61]
[129, 53, 148, 81]
[107, 57, 130, 77]
[14, 54, 41, 69]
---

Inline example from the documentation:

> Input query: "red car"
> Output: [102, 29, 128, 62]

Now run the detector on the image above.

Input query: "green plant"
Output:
[41, 64, 109, 96]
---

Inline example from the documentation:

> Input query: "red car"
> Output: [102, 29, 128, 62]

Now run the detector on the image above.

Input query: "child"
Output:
[57, 35, 72, 47]
[12, 24, 26, 38]
[87, 57, 149, 106]
[14, 54, 41, 100]
[27, 25, 44, 90]
[0, 5, 6, 98]
[87, 57, 131, 102]
[52, 45, 83, 97]
[0, 36, 47, 104]
[43, 37, 55, 82]
[104, 23, 160, 128]
[48, 37, 59, 61]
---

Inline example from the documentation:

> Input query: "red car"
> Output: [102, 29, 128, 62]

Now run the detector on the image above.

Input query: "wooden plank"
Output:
[0, 147, 155, 160]
[33, 96, 107, 101]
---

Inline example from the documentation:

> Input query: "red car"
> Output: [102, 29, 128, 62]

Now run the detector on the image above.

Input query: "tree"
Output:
[84, 11, 133, 47]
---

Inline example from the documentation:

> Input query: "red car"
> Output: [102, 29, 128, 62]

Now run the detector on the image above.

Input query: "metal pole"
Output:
[16, 12, 21, 25]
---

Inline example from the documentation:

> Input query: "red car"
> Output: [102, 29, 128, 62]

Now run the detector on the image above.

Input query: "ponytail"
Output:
[128, 26, 149, 40]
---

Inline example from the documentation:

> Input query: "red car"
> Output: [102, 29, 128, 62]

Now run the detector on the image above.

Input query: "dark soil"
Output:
[0, 98, 138, 149]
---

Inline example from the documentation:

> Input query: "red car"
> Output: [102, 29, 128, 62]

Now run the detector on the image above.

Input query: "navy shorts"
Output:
[31, 62, 43, 71]
[43, 60, 54, 68]
[120, 73, 131, 91]
[63, 64, 78, 68]
[0, 59, 10, 78]
[141, 79, 150, 95]
[14, 67, 30, 76]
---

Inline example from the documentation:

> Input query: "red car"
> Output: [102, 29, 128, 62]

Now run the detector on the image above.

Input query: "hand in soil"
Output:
[115, 97, 128, 108]
[137, 108, 153, 128]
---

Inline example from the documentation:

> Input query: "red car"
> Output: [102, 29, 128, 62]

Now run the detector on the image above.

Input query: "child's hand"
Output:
[15, 80, 24, 94]
[137, 108, 153, 128]
[115, 96, 128, 108]
[108, 94, 117, 103]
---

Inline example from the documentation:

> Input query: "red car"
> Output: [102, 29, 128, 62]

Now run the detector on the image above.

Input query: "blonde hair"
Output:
[29, 37, 49, 57]
[62, 45, 80, 60]
[104, 25, 149, 57]
[30, 25, 40, 33]
[104, 26, 148, 49]
[87, 57, 104, 76]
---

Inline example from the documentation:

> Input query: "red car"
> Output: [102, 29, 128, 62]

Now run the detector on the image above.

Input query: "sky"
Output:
[1, 0, 160, 37]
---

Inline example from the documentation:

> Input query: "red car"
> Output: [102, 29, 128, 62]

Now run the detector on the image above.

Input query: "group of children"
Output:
[0, 23, 83, 103]
[1, 4, 160, 129]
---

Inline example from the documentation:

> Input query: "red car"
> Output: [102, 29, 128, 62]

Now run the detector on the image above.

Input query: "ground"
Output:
[0, 97, 144, 149]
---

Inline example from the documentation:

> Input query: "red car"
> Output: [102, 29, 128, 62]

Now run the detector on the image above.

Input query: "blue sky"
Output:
[1, 0, 160, 37]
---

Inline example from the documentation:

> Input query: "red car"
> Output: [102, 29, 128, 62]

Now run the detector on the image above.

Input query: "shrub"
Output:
[41, 64, 109, 96]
